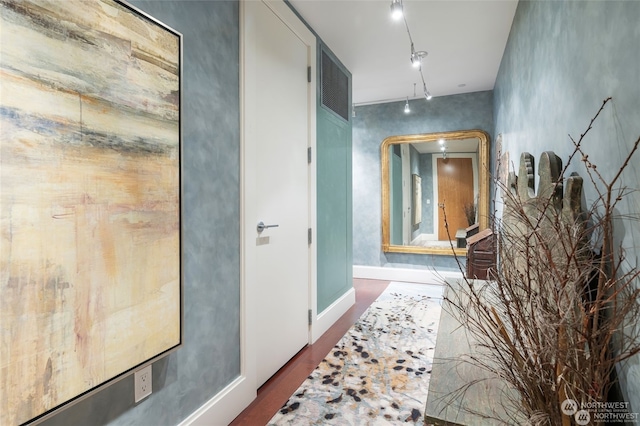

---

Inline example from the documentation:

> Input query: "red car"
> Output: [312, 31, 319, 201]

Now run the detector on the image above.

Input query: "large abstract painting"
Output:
[0, 1, 182, 424]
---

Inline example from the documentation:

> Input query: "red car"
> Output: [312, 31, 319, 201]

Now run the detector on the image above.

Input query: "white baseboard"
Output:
[311, 287, 356, 343]
[179, 375, 255, 426]
[352, 265, 462, 284]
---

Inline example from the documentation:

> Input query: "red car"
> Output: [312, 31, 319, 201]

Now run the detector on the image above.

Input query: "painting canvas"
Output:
[0, 1, 182, 424]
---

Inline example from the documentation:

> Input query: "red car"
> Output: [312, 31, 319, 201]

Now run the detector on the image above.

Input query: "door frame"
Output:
[241, 0, 317, 398]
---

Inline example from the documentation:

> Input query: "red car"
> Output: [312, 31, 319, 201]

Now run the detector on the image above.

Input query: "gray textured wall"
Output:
[494, 0, 640, 412]
[40, 1, 241, 425]
[352, 91, 493, 272]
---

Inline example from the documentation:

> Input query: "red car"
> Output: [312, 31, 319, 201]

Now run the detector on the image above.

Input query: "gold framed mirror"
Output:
[381, 129, 490, 255]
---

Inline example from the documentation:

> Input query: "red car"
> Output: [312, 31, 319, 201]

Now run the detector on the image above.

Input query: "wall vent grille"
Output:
[321, 50, 349, 121]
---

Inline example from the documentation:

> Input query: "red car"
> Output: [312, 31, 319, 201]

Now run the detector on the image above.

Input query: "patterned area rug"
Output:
[268, 282, 443, 425]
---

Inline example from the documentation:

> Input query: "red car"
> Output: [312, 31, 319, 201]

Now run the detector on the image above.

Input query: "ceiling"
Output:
[288, 0, 519, 105]
[412, 137, 478, 154]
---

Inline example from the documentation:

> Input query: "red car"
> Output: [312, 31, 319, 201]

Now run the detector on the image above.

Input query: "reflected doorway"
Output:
[436, 157, 474, 241]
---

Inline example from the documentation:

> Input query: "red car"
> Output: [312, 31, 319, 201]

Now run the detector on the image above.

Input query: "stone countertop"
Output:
[424, 278, 524, 426]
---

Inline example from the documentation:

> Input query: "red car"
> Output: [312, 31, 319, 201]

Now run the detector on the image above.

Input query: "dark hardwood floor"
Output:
[229, 278, 390, 426]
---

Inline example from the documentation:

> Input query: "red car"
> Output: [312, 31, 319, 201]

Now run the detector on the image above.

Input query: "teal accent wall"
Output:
[494, 0, 640, 412]
[316, 45, 353, 313]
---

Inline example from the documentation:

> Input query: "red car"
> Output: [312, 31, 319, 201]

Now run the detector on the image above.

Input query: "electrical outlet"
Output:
[134, 365, 152, 403]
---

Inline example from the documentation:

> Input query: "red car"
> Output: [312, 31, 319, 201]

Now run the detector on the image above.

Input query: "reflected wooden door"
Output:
[437, 157, 474, 240]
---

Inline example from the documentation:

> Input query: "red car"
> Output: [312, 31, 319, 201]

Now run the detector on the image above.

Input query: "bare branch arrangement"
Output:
[444, 98, 640, 425]
[463, 201, 477, 227]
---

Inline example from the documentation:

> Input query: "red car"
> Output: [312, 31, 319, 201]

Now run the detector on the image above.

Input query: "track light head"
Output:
[411, 53, 419, 68]
[411, 50, 427, 68]
[423, 84, 433, 100]
[390, 0, 403, 20]
[404, 97, 410, 114]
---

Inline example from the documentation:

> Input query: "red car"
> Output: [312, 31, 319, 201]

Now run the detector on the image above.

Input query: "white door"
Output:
[244, 0, 313, 388]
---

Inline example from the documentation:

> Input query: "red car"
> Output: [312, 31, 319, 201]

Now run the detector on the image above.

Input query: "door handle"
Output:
[257, 221, 279, 233]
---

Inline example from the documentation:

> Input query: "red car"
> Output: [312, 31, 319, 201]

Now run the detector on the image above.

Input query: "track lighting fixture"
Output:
[391, 0, 433, 101]
[411, 52, 428, 68]
[390, 0, 403, 20]
[410, 45, 428, 68]
[404, 97, 410, 114]
[440, 144, 448, 159]
[423, 83, 432, 100]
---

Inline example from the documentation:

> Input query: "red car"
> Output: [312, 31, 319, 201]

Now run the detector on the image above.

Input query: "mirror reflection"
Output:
[381, 130, 490, 255]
